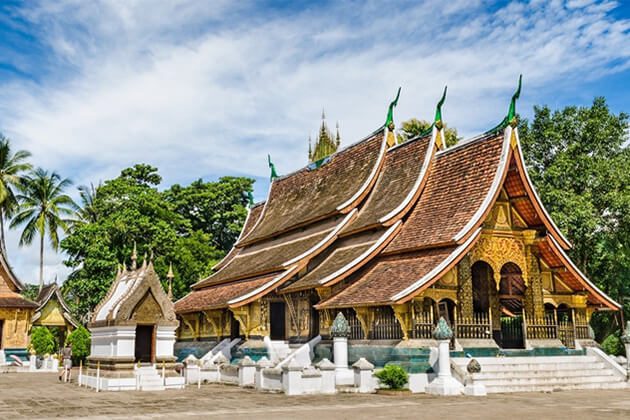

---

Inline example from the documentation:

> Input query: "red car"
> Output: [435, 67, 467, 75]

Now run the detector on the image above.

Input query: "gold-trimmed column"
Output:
[524, 230, 544, 321]
[457, 255, 473, 319]
[354, 307, 373, 340]
[392, 304, 411, 340]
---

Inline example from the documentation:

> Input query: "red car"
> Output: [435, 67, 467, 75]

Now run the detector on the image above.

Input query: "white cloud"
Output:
[0, 0, 629, 284]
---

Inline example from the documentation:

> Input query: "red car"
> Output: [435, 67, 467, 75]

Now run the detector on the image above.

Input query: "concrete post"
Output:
[316, 358, 336, 394]
[238, 356, 256, 387]
[255, 357, 273, 390]
[29, 355, 37, 371]
[426, 317, 463, 396]
[620, 322, 630, 375]
[352, 358, 375, 393]
[282, 358, 304, 396]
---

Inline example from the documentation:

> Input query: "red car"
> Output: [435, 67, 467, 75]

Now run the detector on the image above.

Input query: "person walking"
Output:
[59, 343, 72, 383]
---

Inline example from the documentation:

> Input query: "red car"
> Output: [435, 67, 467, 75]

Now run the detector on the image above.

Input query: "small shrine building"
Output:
[175, 81, 620, 355]
[88, 252, 179, 371]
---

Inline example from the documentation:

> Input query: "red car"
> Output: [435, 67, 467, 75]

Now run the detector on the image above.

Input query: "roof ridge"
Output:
[436, 130, 503, 157]
[272, 127, 384, 182]
[387, 131, 432, 153]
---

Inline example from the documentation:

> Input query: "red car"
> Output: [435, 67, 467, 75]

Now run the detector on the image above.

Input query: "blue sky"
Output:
[0, 0, 629, 285]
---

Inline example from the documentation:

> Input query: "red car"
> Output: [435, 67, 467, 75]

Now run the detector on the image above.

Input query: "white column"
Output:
[426, 317, 463, 396]
[333, 337, 348, 371]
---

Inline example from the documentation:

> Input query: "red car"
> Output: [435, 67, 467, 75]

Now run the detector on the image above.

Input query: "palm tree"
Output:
[0, 135, 32, 254]
[74, 182, 101, 225]
[10, 168, 76, 290]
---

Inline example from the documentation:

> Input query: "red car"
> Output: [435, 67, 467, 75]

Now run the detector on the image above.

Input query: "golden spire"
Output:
[131, 241, 137, 270]
[167, 262, 174, 300]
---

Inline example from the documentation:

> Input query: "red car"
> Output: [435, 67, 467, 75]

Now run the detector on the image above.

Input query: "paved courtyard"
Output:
[0, 370, 629, 419]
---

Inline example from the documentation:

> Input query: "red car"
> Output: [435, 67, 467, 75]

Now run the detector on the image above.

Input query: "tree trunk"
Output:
[0, 207, 5, 256]
[39, 233, 44, 292]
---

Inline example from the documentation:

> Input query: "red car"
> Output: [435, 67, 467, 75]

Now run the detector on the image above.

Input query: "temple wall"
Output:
[0, 308, 31, 348]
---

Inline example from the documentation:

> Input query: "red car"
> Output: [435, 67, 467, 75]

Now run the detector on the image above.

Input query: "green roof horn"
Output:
[434, 86, 447, 129]
[507, 74, 522, 126]
[384, 87, 401, 130]
[268, 154, 278, 181]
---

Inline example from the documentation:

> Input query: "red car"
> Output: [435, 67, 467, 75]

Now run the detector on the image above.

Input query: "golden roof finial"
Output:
[167, 262, 174, 300]
[131, 241, 137, 270]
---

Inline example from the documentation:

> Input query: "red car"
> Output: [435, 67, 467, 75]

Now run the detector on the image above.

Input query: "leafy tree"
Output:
[519, 97, 630, 325]
[61, 164, 242, 320]
[65, 326, 91, 363]
[0, 134, 32, 254]
[10, 169, 75, 290]
[164, 177, 253, 251]
[21, 284, 40, 302]
[397, 118, 460, 147]
[30, 326, 56, 355]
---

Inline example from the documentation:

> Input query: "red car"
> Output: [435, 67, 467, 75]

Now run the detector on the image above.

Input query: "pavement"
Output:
[0, 370, 629, 419]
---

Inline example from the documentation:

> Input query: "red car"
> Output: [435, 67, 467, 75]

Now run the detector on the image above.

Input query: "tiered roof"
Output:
[0, 249, 37, 310]
[32, 283, 79, 327]
[176, 87, 619, 315]
[91, 257, 178, 327]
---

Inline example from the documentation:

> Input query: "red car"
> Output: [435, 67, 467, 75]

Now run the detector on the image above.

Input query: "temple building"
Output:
[175, 81, 619, 359]
[0, 249, 36, 360]
[31, 283, 79, 343]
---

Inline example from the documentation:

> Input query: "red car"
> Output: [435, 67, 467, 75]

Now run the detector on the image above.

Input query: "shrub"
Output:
[66, 326, 91, 363]
[30, 327, 56, 355]
[375, 364, 409, 390]
[601, 332, 625, 356]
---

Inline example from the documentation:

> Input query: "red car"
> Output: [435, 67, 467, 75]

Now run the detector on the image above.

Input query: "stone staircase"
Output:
[452, 354, 627, 393]
[135, 365, 165, 391]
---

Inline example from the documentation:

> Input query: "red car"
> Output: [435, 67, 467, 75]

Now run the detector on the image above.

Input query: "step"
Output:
[477, 374, 623, 387]
[140, 385, 166, 391]
[485, 381, 627, 393]
[453, 355, 597, 364]
[456, 361, 608, 373]
[470, 367, 611, 380]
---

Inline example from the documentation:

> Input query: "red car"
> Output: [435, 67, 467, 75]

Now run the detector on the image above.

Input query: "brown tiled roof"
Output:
[317, 247, 457, 308]
[0, 293, 38, 309]
[538, 237, 619, 309]
[193, 220, 336, 289]
[175, 274, 277, 313]
[385, 133, 505, 253]
[213, 202, 265, 271]
[281, 242, 374, 293]
[504, 163, 542, 227]
[342, 135, 432, 235]
[240, 133, 384, 244]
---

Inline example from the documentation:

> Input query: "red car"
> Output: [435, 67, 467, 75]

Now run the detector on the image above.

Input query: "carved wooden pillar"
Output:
[392, 304, 411, 340]
[490, 273, 501, 331]
[354, 307, 373, 340]
[525, 246, 545, 322]
[457, 255, 473, 319]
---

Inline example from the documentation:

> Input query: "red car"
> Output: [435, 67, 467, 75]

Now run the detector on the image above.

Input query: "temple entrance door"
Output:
[270, 302, 286, 340]
[229, 313, 241, 340]
[135, 325, 155, 363]
[498, 263, 525, 349]
[472, 261, 498, 342]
